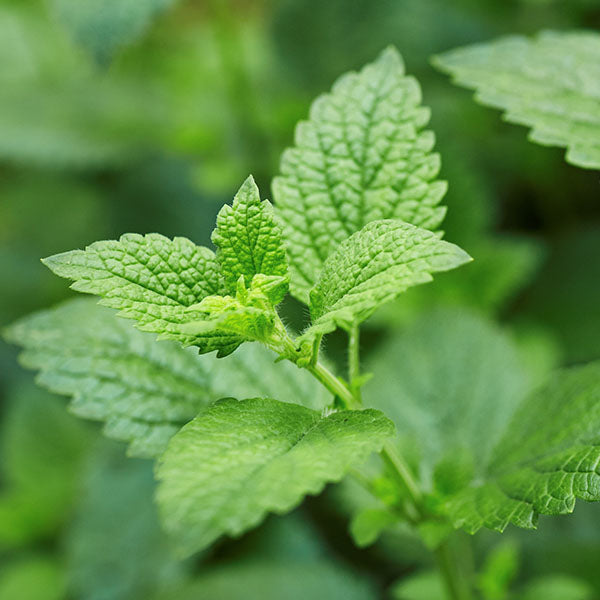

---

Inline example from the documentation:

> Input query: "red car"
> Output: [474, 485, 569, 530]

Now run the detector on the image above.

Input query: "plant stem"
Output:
[307, 361, 359, 409]
[435, 538, 473, 600]
[380, 441, 423, 512]
[348, 324, 362, 401]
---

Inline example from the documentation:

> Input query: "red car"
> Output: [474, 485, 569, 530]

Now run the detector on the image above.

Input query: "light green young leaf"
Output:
[5, 299, 329, 458]
[273, 46, 447, 302]
[447, 362, 600, 534]
[50, 0, 178, 65]
[303, 220, 471, 338]
[156, 397, 395, 555]
[478, 541, 520, 600]
[434, 31, 600, 169]
[350, 508, 399, 548]
[212, 176, 288, 300]
[41, 232, 242, 356]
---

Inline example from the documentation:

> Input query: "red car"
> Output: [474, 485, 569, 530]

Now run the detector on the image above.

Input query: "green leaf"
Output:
[0, 557, 65, 600]
[478, 541, 520, 600]
[304, 220, 471, 338]
[156, 561, 377, 600]
[156, 397, 395, 555]
[364, 308, 531, 500]
[0, 384, 90, 548]
[273, 46, 447, 302]
[518, 575, 594, 600]
[447, 362, 600, 534]
[41, 232, 242, 356]
[350, 508, 399, 548]
[66, 442, 187, 600]
[50, 0, 178, 65]
[212, 176, 288, 300]
[434, 31, 600, 169]
[5, 298, 329, 458]
[391, 570, 445, 600]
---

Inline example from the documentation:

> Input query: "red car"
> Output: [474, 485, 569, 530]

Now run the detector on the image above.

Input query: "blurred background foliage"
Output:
[1, 0, 599, 598]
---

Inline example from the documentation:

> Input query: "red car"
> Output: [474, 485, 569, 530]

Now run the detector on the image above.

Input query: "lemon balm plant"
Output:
[6, 46, 600, 600]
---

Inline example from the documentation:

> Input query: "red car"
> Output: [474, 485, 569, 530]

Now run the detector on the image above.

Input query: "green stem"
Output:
[435, 538, 473, 600]
[307, 362, 359, 409]
[348, 324, 362, 403]
[380, 441, 423, 514]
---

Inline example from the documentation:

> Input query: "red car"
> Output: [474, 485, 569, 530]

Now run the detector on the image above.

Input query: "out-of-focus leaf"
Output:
[6, 298, 329, 458]
[518, 575, 594, 600]
[478, 540, 520, 600]
[390, 570, 445, 600]
[154, 561, 377, 600]
[0, 383, 90, 548]
[50, 0, 178, 65]
[66, 441, 186, 600]
[0, 556, 65, 600]
[434, 31, 600, 169]
[365, 309, 532, 485]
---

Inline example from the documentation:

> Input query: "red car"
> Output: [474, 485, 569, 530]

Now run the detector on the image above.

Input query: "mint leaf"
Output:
[212, 176, 288, 300]
[158, 562, 377, 600]
[66, 443, 186, 600]
[304, 220, 471, 338]
[5, 299, 329, 457]
[518, 576, 594, 600]
[365, 308, 532, 493]
[50, 0, 177, 65]
[273, 46, 447, 302]
[350, 508, 399, 548]
[0, 557, 64, 600]
[434, 31, 600, 169]
[156, 397, 394, 555]
[41, 232, 242, 356]
[447, 362, 600, 533]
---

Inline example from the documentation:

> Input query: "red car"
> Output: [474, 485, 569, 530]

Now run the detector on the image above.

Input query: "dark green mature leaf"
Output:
[273, 46, 447, 302]
[50, 0, 178, 64]
[212, 175, 288, 299]
[434, 31, 600, 169]
[5, 299, 329, 457]
[304, 219, 470, 338]
[41, 232, 243, 356]
[448, 362, 600, 533]
[156, 398, 394, 555]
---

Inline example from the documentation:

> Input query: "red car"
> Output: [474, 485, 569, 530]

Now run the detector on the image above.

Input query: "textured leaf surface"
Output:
[212, 176, 288, 298]
[447, 362, 600, 533]
[273, 46, 447, 301]
[156, 397, 394, 555]
[50, 0, 177, 64]
[305, 220, 471, 336]
[5, 299, 329, 457]
[434, 31, 600, 169]
[42, 233, 243, 356]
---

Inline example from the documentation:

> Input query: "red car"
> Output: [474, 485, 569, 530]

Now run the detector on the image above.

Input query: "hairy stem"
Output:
[435, 538, 473, 600]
